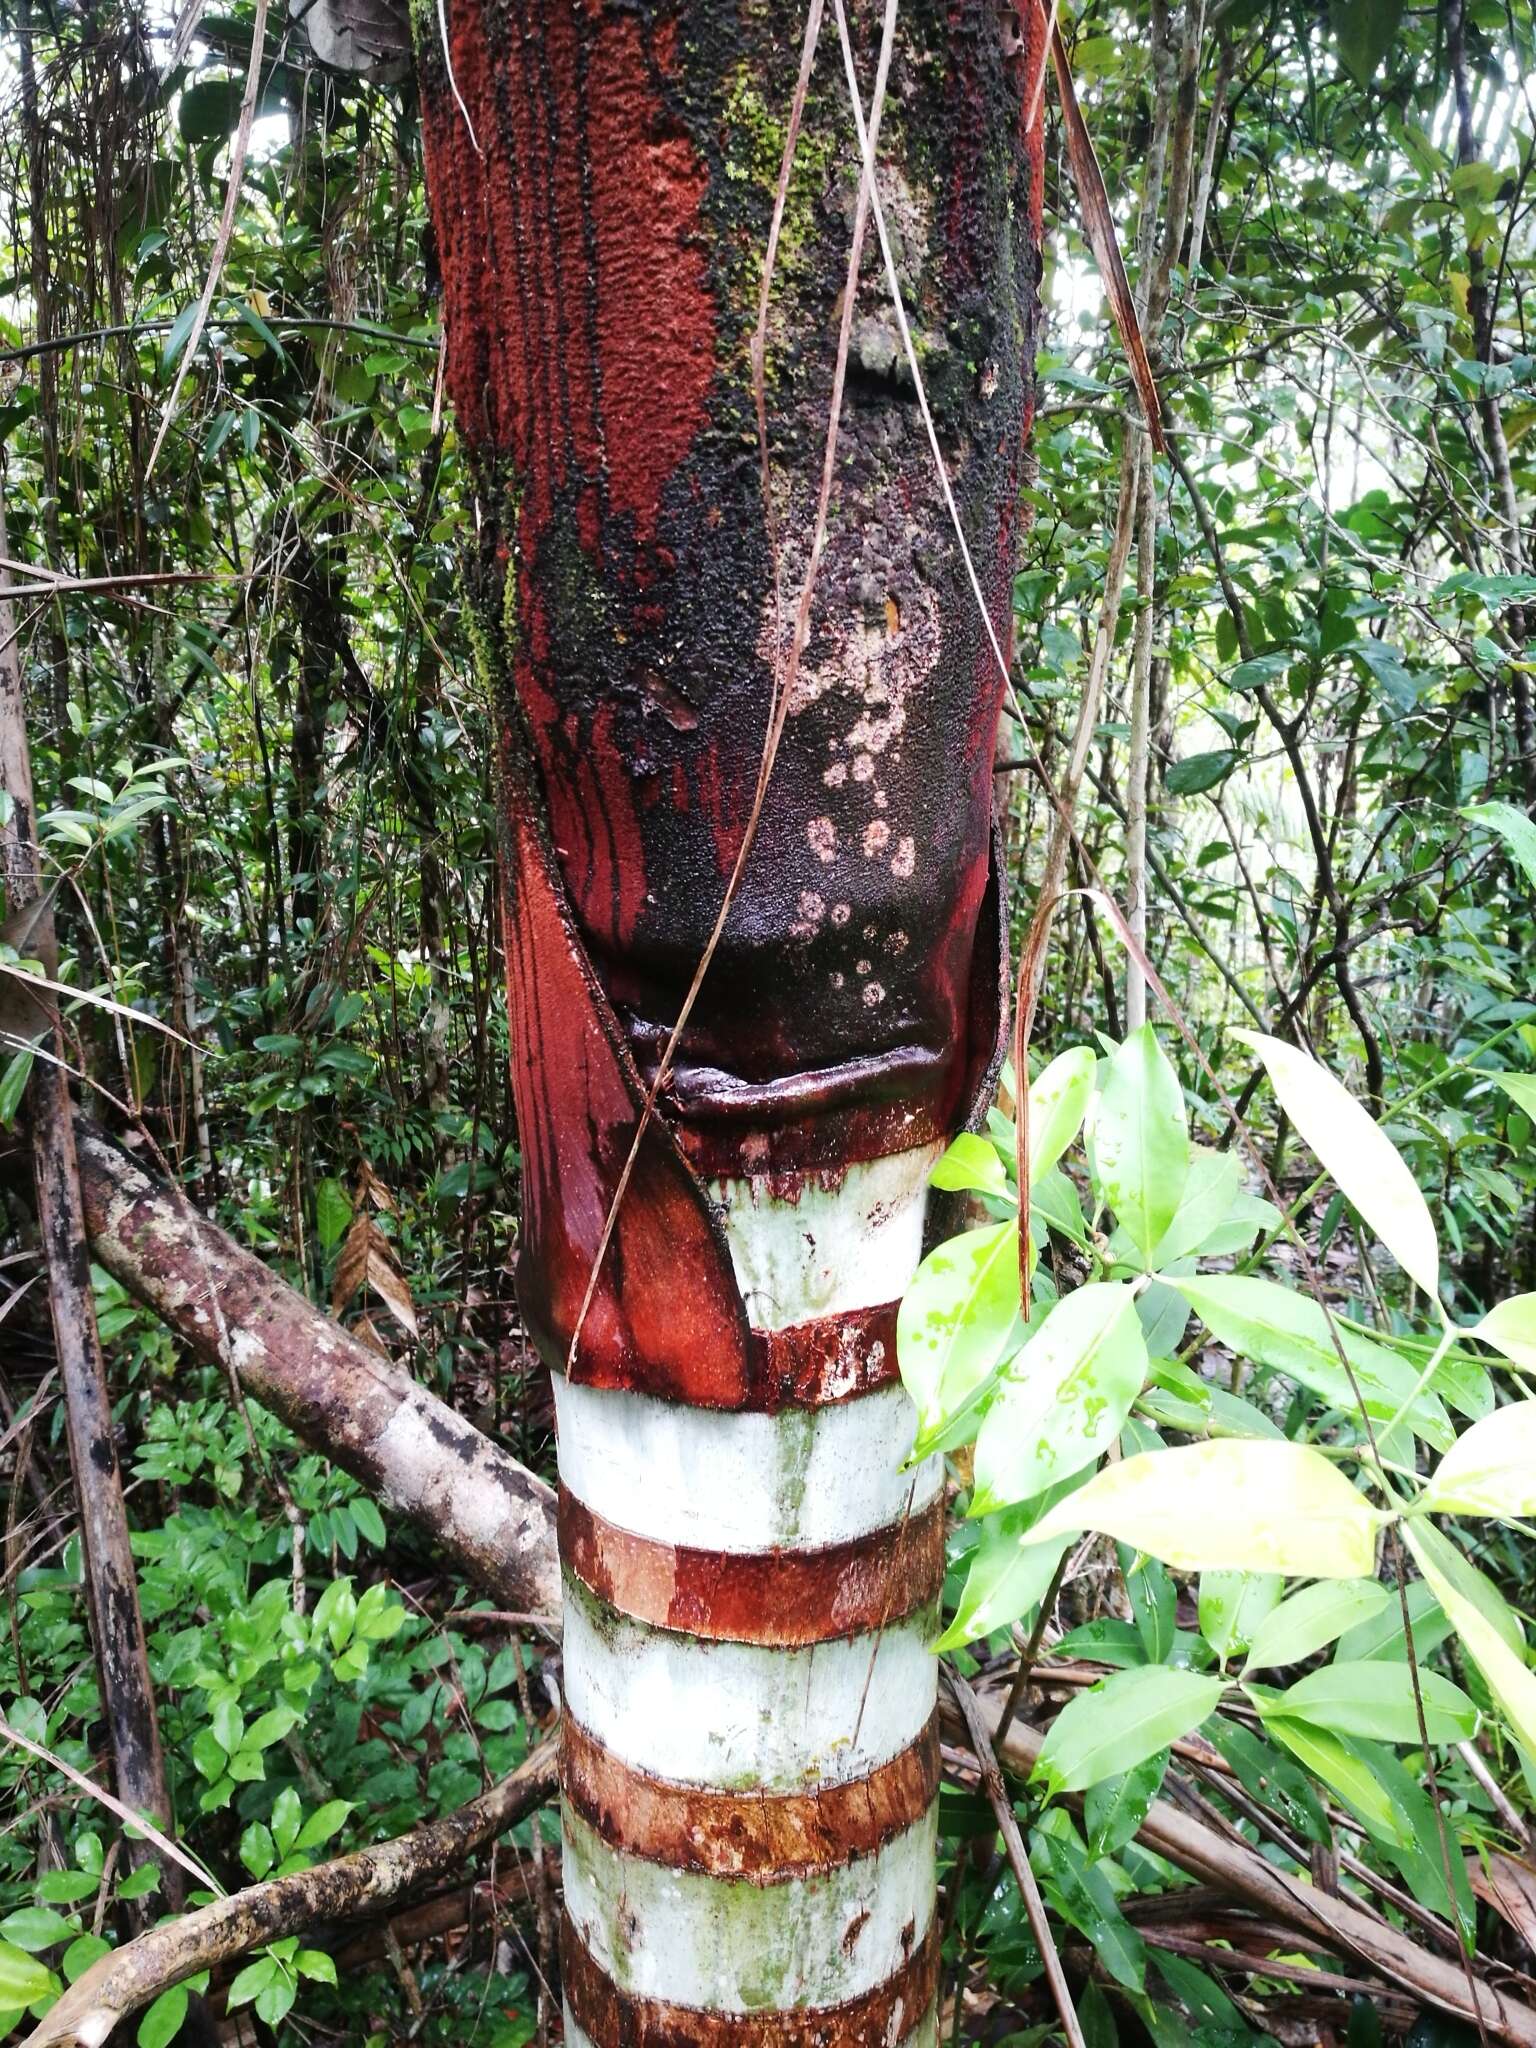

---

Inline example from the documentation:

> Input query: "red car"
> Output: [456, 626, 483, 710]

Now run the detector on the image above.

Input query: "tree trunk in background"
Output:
[417, 3, 1042, 2036]
[0, 508, 180, 1920]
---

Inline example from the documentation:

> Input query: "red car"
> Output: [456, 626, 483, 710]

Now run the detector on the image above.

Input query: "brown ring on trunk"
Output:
[562, 1908, 939, 2047]
[561, 1715, 939, 1881]
[558, 1488, 945, 1646]
[556, 1301, 903, 1413]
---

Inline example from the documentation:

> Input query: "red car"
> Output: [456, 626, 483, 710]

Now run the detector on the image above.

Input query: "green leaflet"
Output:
[971, 1281, 1147, 1515]
[1034, 1666, 1225, 1796]
[1092, 1026, 1190, 1264]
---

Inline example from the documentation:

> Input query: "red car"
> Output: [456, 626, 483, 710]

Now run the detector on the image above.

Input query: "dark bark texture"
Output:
[418, 0, 1044, 1398]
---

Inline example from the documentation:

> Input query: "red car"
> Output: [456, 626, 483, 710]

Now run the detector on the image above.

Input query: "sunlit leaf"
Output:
[1026, 1045, 1099, 1181]
[1242, 1578, 1390, 1673]
[1027, 1440, 1388, 1578]
[971, 1282, 1147, 1514]
[1474, 1295, 1536, 1373]
[1257, 1713, 1410, 1846]
[1494, 1074, 1536, 1121]
[0, 1940, 54, 2008]
[930, 1133, 1008, 1199]
[1233, 1030, 1440, 1298]
[1197, 1570, 1282, 1663]
[1273, 1661, 1477, 1745]
[932, 1516, 1069, 1651]
[1151, 1149, 1241, 1267]
[897, 1221, 1023, 1436]
[1172, 1273, 1451, 1447]
[1093, 1026, 1189, 1263]
[1404, 1521, 1536, 1756]
[1421, 1399, 1536, 1520]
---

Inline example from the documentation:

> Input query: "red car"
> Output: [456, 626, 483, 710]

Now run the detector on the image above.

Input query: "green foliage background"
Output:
[1, 0, 1535, 2036]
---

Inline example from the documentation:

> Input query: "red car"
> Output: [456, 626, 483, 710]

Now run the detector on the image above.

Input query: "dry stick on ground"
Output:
[0, 500, 182, 1909]
[65, 1121, 560, 1621]
[21, 1736, 559, 2048]
[947, 1669, 1087, 2048]
[943, 1686, 1536, 2048]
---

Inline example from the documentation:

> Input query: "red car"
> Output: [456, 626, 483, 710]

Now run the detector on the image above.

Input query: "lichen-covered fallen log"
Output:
[70, 1121, 559, 1622]
[21, 1736, 558, 2048]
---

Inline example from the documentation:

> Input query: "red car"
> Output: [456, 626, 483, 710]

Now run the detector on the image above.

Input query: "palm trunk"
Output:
[416, 2, 1042, 2033]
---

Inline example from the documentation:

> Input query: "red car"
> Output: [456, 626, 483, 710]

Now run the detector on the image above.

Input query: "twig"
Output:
[146, 0, 271, 478]
[996, 1547, 1071, 1746]
[946, 1668, 1087, 2048]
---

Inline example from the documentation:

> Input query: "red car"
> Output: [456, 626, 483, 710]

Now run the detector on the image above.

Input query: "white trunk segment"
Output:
[561, 1574, 937, 1792]
[553, 1376, 940, 1552]
[563, 1805, 937, 2008]
[709, 1143, 939, 1327]
[558, 1152, 940, 2035]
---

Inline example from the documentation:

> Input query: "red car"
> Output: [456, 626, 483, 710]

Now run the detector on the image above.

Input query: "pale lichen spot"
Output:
[823, 760, 848, 788]
[830, 902, 851, 927]
[891, 836, 916, 879]
[863, 819, 891, 857]
[851, 752, 876, 783]
[863, 981, 886, 1006]
[791, 887, 827, 939]
[807, 816, 838, 864]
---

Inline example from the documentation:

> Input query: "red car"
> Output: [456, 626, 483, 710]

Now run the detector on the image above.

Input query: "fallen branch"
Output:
[70, 1122, 560, 1622]
[22, 1735, 558, 2048]
[949, 1689, 1536, 2048]
[947, 1669, 1085, 2048]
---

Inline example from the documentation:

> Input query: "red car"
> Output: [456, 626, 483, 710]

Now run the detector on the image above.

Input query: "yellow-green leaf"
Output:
[930, 1133, 1008, 1199]
[1421, 1400, 1536, 1520]
[1172, 1273, 1450, 1448]
[971, 1282, 1147, 1514]
[1274, 1661, 1477, 1744]
[1092, 1026, 1189, 1262]
[1404, 1521, 1536, 1756]
[1242, 1578, 1390, 1673]
[1474, 1295, 1536, 1373]
[897, 1221, 1023, 1435]
[1233, 1030, 1439, 1299]
[1027, 1045, 1098, 1181]
[1256, 1713, 1409, 1846]
[1027, 1441, 1388, 1579]
[0, 1941, 54, 2008]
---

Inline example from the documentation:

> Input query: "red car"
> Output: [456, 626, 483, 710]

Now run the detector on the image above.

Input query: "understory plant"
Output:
[905, 1022, 1536, 1959]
